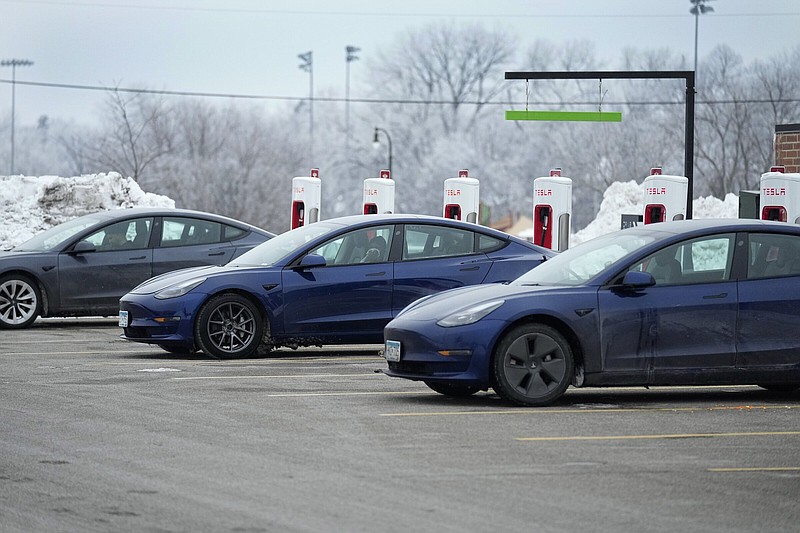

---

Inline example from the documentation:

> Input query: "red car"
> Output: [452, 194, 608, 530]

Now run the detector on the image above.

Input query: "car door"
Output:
[151, 216, 238, 276]
[280, 225, 394, 341]
[598, 233, 738, 376]
[736, 232, 800, 367]
[58, 218, 154, 313]
[392, 224, 492, 315]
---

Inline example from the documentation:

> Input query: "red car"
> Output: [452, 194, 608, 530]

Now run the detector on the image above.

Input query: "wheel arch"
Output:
[194, 288, 272, 334]
[488, 313, 586, 388]
[0, 269, 50, 316]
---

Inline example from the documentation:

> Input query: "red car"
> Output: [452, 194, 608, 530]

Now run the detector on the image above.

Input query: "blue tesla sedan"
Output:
[119, 214, 553, 357]
[383, 219, 800, 406]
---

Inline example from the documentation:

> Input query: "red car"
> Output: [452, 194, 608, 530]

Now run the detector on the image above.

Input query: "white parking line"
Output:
[172, 373, 380, 381]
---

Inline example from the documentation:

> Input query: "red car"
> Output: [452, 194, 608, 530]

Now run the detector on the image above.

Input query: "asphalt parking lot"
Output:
[2, 319, 799, 532]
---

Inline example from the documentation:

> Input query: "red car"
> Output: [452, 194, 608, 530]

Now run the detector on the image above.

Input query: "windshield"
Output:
[14, 214, 108, 252]
[512, 231, 658, 286]
[229, 222, 338, 266]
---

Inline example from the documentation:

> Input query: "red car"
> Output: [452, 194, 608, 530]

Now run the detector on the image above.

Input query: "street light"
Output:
[298, 51, 313, 162]
[1, 58, 33, 175]
[345, 45, 360, 148]
[689, 0, 714, 86]
[372, 127, 392, 175]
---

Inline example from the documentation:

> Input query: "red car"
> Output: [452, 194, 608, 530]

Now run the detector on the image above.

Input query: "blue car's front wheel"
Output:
[491, 323, 573, 407]
[195, 293, 265, 359]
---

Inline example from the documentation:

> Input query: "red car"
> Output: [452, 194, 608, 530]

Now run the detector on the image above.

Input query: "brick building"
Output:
[775, 124, 800, 172]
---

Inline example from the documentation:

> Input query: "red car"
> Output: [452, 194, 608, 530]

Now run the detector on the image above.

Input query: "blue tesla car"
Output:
[119, 214, 553, 357]
[383, 219, 800, 406]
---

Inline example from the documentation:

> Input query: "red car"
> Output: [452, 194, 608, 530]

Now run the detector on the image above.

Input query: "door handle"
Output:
[365, 272, 386, 277]
[459, 266, 481, 271]
[208, 251, 226, 256]
[702, 293, 728, 299]
[129, 256, 147, 260]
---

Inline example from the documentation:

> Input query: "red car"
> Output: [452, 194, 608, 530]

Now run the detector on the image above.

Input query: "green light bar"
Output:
[505, 110, 622, 122]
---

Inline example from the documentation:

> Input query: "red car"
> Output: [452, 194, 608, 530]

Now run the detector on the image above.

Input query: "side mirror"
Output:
[297, 253, 326, 268]
[70, 241, 97, 254]
[621, 270, 656, 288]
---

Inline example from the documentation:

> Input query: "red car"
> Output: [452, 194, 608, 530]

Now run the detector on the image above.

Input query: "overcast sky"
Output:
[1, 0, 798, 126]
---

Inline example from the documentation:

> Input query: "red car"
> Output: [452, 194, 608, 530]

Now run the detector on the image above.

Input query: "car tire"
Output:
[194, 293, 264, 359]
[0, 274, 42, 329]
[425, 381, 482, 398]
[490, 323, 573, 407]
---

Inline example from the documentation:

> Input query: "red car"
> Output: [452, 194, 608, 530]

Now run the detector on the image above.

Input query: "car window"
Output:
[86, 218, 153, 252]
[402, 225, 475, 260]
[514, 231, 657, 287]
[478, 233, 504, 252]
[308, 225, 394, 266]
[161, 217, 223, 248]
[748, 233, 800, 279]
[15, 213, 107, 251]
[628, 233, 735, 285]
[224, 225, 247, 240]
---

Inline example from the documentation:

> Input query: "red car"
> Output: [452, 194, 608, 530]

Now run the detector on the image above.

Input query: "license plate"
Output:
[384, 340, 401, 362]
[118, 310, 129, 328]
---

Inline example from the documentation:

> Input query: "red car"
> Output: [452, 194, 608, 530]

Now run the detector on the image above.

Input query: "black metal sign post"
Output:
[505, 70, 696, 219]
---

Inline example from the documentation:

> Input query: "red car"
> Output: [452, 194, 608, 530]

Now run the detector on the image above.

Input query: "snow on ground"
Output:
[0, 173, 173, 250]
[0, 172, 741, 251]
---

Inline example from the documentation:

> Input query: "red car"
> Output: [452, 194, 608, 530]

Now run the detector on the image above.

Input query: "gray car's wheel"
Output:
[194, 293, 264, 359]
[491, 323, 573, 407]
[425, 381, 482, 398]
[0, 275, 41, 329]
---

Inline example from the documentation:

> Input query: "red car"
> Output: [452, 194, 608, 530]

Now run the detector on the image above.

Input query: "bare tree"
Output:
[83, 87, 175, 183]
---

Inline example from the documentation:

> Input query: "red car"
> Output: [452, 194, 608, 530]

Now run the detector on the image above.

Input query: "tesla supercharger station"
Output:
[760, 166, 800, 223]
[533, 168, 572, 251]
[363, 169, 396, 214]
[443, 169, 480, 223]
[643, 167, 688, 224]
[290, 168, 321, 229]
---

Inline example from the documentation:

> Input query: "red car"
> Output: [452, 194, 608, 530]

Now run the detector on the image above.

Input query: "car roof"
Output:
[621, 218, 800, 238]
[317, 213, 541, 244]
[78, 207, 274, 235]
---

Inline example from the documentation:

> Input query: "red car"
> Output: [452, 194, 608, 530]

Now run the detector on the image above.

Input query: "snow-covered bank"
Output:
[571, 180, 740, 245]
[0, 173, 173, 250]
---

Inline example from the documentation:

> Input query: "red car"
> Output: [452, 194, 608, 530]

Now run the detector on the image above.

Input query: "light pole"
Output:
[345, 45, 360, 148]
[690, 0, 714, 86]
[298, 51, 313, 162]
[372, 127, 392, 175]
[1, 58, 33, 175]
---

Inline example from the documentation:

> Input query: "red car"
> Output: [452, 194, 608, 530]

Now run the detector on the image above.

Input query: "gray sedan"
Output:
[0, 207, 274, 328]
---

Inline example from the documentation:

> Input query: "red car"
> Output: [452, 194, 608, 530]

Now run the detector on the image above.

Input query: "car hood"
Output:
[397, 282, 566, 320]
[128, 264, 265, 295]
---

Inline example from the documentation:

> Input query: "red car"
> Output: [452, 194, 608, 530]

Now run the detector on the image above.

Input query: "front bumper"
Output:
[382, 318, 501, 386]
[119, 293, 205, 345]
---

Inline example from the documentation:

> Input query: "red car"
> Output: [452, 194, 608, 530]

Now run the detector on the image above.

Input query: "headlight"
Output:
[154, 278, 207, 300]
[436, 300, 504, 328]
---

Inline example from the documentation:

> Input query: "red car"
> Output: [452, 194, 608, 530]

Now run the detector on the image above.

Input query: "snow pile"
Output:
[1, 172, 174, 250]
[571, 181, 740, 245]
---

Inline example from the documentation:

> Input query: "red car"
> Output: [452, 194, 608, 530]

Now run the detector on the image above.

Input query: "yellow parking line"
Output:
[516, 431, 800, 442]
[708, 467, 800, 472]
[380, 404, 800, 417]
